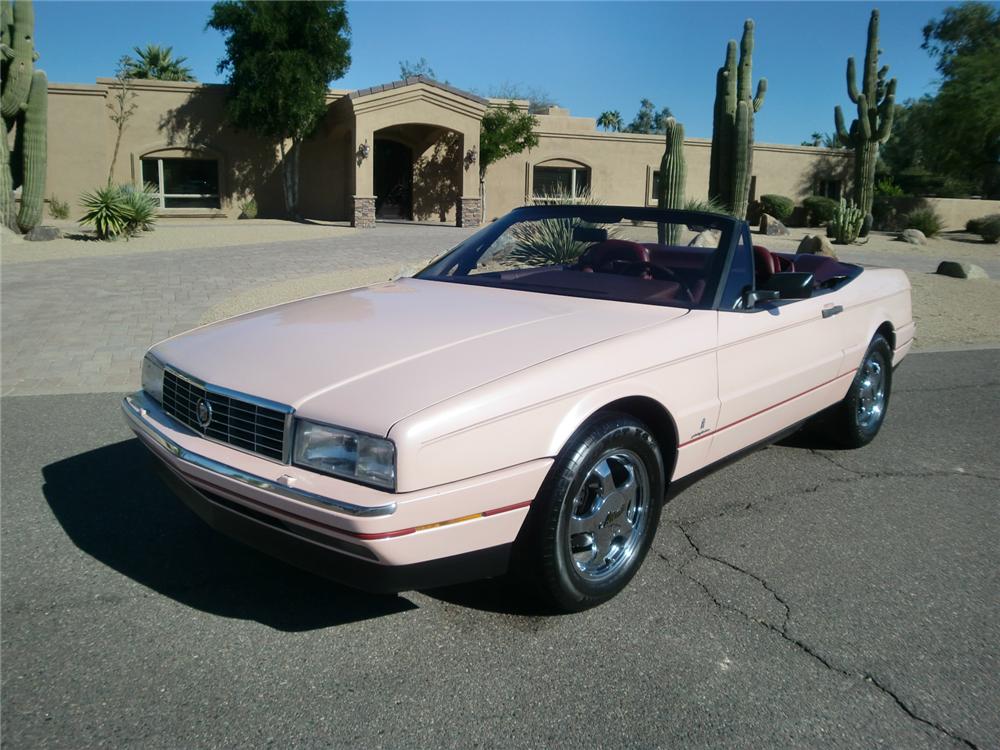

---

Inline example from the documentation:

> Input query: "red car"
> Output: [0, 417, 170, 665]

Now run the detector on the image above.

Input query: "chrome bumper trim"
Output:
[122, 392, 397, 518]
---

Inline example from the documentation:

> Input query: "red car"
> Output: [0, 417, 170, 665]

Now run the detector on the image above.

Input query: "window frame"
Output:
[531, 164, 592, 203]
[140, 156, 222, 210]
[817, 179, 842, 200]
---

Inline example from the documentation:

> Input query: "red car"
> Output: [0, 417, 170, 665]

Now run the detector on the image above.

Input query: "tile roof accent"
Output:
[349, 75, 489, 105]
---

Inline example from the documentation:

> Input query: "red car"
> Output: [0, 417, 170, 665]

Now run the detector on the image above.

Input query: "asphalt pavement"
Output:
[1, 349, 997, 748]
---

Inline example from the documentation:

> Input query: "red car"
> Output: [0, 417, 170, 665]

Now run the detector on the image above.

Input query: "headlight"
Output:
[293, 420, 396, 490]
[141, 354, 164, 403]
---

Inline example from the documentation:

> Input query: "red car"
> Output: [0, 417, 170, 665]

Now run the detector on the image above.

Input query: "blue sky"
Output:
[36, 1, 960, 144]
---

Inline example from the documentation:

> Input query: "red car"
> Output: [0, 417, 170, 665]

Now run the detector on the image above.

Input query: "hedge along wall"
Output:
[878, 196, 1000, 231]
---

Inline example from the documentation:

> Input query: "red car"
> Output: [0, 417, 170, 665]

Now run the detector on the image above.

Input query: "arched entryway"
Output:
[373, 124, 463, 223]
[349, 77, 485, 228]
[374, 139, 413, 220]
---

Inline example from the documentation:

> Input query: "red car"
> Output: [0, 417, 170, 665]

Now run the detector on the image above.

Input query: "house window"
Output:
[652, 169, 713, 202]
[817, 179, 842, 200]
[533, 165, 590, 201]
[141, 157, 221, 209]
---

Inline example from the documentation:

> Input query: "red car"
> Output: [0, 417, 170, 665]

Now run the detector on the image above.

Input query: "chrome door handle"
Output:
[821, 305, 844, 319]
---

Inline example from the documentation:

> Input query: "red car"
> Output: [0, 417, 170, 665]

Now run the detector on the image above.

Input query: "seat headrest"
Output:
[753, 244, 777, 280]
[580, 239, 650, 271]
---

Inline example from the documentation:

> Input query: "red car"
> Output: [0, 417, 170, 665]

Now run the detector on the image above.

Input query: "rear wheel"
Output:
[824, 333, 893, 448]
[517, 413, 665, 612]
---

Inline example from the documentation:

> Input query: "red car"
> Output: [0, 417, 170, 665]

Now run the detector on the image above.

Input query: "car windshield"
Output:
[416, 205, 738, 309]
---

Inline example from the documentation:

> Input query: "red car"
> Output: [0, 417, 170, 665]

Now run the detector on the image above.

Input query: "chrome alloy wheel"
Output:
[565, 449, 650, 582]
[857, 350, 887, 431]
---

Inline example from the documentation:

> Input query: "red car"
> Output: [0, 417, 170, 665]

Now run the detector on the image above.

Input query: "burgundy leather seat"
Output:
[753, 244, 778, 284]
[580, 240, 650, 273]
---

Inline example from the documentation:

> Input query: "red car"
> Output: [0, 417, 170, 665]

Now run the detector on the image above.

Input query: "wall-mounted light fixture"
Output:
[356, 140, 370, 166]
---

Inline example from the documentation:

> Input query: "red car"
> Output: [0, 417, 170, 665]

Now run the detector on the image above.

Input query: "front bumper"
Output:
[122, 392, 550, 592]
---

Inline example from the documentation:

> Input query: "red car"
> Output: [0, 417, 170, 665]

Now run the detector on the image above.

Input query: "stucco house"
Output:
[47, 75, 851, 228]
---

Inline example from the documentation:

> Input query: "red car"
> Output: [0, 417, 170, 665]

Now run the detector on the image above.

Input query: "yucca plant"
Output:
[511, 187, 620, 266]
[79, 183, 159, 240]
[79, 185, 131, 240]
[121, 183, 159, 236]
[684, 197, 731, 215]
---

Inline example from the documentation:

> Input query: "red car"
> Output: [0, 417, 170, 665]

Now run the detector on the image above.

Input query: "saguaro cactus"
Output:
[657, 117, 685, 244]
[835, 9, 895, 228]
[708, 19, 766, 219]
[1, 0, 47, 233]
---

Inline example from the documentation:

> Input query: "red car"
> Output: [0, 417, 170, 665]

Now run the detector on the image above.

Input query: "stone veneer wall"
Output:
[352, 196, 376, 228]
[457, 197, 483, 228]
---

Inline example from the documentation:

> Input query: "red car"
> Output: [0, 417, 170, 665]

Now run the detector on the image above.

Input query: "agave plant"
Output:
[510, 187, 620, 267]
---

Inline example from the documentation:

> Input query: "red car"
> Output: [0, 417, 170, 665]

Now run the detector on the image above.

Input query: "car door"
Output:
[709, 228, 848, 463]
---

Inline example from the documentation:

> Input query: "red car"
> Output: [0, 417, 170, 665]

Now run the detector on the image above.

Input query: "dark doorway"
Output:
[374, 139, 413, 220]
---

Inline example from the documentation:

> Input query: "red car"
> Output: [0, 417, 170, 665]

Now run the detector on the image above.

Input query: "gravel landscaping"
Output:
[1, 219, 357, 264]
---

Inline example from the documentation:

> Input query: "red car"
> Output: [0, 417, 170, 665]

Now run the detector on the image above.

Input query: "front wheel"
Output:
[824, 333, 893, 448]
[516, 413, 665, 612]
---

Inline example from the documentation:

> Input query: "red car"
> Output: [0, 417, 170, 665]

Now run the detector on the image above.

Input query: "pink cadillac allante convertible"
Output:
[123, 205, 914, 611]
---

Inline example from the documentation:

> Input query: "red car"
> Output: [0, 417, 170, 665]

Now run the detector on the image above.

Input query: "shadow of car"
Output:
[42, 439, 416, 632]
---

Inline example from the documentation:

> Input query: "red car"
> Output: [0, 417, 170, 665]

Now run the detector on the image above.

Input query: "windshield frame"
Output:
[415, 204, 743, 311]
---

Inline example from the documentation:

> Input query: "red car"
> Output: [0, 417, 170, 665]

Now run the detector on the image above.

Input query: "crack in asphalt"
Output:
[663, 523, 981, 749]
[807, 448, 1000, 483]
[668, 450, 999, 530]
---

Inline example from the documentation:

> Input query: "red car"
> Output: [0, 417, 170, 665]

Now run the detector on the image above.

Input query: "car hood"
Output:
[152, 278, 688, 436]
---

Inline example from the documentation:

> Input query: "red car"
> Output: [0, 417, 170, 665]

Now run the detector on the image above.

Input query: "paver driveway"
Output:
[1, 223, 474, 396]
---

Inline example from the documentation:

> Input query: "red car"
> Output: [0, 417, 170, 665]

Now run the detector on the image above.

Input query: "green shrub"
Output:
[48, 195, 70, 220]
[966, 217, 983, 234]
[973, 214, 1000, 243]
[874, 177, 904, 197]
[903, 207, 943, 238]
[79, 184, 158, 240]
[802, 195, 838, 226]
[760, 194, 794, 222]
[239, 196, 258, 220]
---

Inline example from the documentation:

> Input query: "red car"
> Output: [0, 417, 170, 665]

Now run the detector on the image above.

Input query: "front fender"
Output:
[390, 311, 719, 492]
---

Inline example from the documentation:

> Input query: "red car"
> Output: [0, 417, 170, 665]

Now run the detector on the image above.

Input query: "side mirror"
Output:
[743, 288, 780, 307]
[760, 271, 815, 300]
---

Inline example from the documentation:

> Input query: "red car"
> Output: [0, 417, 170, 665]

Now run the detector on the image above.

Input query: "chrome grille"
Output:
[162, 369, 289, 462]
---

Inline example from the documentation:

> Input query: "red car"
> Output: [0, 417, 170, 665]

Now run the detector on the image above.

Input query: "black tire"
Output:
[824, 333, 893, 448]
[515, 412, 665, 612]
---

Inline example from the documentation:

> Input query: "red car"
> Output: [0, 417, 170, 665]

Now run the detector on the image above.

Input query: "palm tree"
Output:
[125, 44, 195, 82]
[597, 110, 623, 132]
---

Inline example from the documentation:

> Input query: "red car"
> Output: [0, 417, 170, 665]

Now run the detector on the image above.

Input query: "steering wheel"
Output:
[643, 262, 678, 281]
